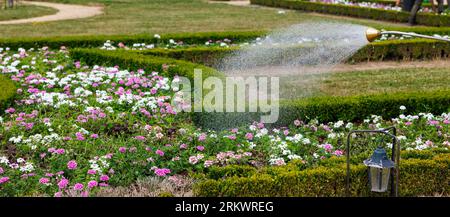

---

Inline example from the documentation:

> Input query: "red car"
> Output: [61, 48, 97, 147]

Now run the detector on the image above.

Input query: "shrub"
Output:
[350, 39, 450, 62]
[0, 75, 16, 113]
[0, 31, 264, 50]
[194, 89, 450, 129]
[135, 40, 450, 64]
[250, 0, 450, 26]
[194, 157, 450, 196]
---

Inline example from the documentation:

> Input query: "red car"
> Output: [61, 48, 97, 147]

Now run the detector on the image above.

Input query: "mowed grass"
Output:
[280, 67, 450, 98]
[0, 0, 446, 38]
[0, 4, 57, 21]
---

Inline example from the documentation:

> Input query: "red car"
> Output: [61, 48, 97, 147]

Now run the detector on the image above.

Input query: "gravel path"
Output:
[0, 1, 103, 25]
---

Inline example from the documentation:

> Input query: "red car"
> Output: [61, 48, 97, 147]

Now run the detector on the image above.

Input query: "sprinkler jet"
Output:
[365, 27, 450, 42]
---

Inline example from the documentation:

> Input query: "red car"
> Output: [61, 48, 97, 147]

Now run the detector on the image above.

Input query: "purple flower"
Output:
[73, 183, 84, 191]
[180, 143, 187, 149]
[154, 168, 171, 177]
[100, 175, 109, 182]
[67, 160, 77, 170]
[196, 146, 205, 151]
[245, 133, 253, 140]
[88, 180, 98, 188]
[91, 134, 99, 139]
[0, 177, 10, 184]
[155, 149, 164, 156]
[39, 177, 50, 185]
[58, 178, 69, 189]
[134, 136, 146, 141]
[0, 167, 3, 174]
[87, 170, 97, 175]
[119, 147, 127, 153]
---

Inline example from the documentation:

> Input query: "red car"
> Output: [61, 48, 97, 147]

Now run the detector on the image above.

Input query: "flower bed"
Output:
[0, 47, 449, 197]
[250, 0, 450, 26]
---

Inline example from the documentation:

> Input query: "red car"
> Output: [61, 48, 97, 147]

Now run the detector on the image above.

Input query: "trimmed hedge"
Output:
[351, 39, 450, 62]
[0, 75, 16, 113]
[135, 39, 450, 65]
[0, 31, 264, 50]
[194, 90, 450, 129]
[251, 0, 450, 27]
[70, 48, 223, 81]
[194, 153, 450, 196]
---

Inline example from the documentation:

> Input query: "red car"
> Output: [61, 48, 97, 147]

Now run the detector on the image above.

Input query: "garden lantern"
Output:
[346, 127, 400, 197]
[363, 147, 395, 193]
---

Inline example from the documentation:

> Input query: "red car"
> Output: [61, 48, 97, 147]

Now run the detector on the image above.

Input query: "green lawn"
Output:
[0, 4, 57, 21]
[0, 0, 447, 38]
[280, 67, 450, 98]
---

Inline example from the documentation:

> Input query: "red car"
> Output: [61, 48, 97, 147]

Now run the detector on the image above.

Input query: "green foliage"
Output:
[351, 39, 450, 62]
[0, 31, 264, 50]
[194, 156, 450, 196]
[251, 0, 450, 26]
[194, 89, 450, 129]
[136, 39, 450, 64]
[0, 75, 16, 113]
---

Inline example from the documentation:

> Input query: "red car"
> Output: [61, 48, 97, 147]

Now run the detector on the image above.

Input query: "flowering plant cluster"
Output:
[0, 47, 449, 196]
[310, 0, 449, 16]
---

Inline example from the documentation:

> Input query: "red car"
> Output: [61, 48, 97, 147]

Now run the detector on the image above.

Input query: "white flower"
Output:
[400, 105, 406, 110]
[154, 34, 161, 39]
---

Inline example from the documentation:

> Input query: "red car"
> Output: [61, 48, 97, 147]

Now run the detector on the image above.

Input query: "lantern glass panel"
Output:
[368, 167, 391, 192]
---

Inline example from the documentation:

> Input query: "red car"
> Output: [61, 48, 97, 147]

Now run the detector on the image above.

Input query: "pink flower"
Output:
[245, 133, 253, 140]
[5, 108, 15, 114]
[54, 192, 62, 197]
[73, 183, 84, 191]
[91, 134, 99, 139]
[196, 146, 205, 151]
[155, 149, 164, 156]
[88, 180, 98, 188]
[180, 143, 187, 149]
[0, 177, 10, 184]
[154, 168, 171, 176]
[228, 135, 236, 140]
[198, 133, 207, 142]
[294, 119, 302, 126]
[444, 119, 450, 124]
[405, 121, 412, 126]
[87, 170, 97, 175]
[75, 132, 85, 141]
[119, 147, 127, 153]
[67, 160, 77, 170]
[134, 136, 146, 141]
[283, 130, 289, 136]
[55, 149, 65, 154]
[0, 167, 3, 174]
[189, 156, 198, 165]
[39, 177, 50, 185]
[334, 150, 344, 156]
[100, 175, 109, 182]
[58, 178, 69, 189]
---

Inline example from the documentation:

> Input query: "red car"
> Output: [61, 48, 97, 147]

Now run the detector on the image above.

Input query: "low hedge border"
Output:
[135, 39, 450, 65]
[250, 0, 450, 27]
[0, 75, 16, 114]
[194, 152, 450, 196]
[0, 31, 265, 50]
[194, 89, 450, 129]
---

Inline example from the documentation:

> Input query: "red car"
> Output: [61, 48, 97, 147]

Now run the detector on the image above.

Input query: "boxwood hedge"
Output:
[251, 0, 450, 27]
[194, 89, 450, 129]
[0, 75, 16, 113]
[194, 153, 450, 196]
[135, 39, 450, 64]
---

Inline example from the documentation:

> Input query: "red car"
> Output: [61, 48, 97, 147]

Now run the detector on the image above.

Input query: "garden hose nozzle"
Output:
[365, 27, 450, 42]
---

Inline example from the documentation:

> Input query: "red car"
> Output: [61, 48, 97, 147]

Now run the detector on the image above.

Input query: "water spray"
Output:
[365, 27, 450, 42]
